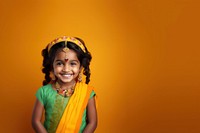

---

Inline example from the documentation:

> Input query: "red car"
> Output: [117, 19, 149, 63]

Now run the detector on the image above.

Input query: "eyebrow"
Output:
[54, 59, 79, 62]
[54, 59, 63, 62]
[70, 60, 79, 62]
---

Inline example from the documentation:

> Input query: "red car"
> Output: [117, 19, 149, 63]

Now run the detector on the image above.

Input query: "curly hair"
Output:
[41, 37, 92, 85]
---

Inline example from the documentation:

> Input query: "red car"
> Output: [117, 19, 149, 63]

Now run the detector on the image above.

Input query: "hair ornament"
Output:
[47, 36, 86, 53]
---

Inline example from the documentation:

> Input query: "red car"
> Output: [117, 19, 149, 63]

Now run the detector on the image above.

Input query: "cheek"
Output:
[73, 67, 81, 74]
[53, 66, 62, 72]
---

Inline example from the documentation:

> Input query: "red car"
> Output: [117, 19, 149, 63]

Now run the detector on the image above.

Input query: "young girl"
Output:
[32, 36, 97, 133]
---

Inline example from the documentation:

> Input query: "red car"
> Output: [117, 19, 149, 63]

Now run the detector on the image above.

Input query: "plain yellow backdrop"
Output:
[0, 0, 200, 133]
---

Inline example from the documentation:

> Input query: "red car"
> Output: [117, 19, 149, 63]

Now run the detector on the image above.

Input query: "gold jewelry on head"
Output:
[47, 36, 86, 53]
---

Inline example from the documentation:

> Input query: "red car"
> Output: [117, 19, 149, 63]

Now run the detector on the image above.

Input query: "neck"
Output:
[56, 80, 76, 90]
[54, 80, 76, 97]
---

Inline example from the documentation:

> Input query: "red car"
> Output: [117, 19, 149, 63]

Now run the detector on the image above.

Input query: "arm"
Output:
[32, 99, 48, 133]
[83, 97, 98, 133]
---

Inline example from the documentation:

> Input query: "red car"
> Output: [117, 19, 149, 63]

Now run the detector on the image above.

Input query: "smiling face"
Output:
[53, 48, 82, 85]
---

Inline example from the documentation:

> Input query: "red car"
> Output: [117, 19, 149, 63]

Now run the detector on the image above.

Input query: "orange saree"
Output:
[56, 82, 96, 133]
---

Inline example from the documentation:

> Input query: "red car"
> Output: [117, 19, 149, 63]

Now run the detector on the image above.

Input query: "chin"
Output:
[60, 78, 75, 83]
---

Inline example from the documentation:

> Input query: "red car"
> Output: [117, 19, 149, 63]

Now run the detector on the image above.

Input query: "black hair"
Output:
[41, 37, 92, 85]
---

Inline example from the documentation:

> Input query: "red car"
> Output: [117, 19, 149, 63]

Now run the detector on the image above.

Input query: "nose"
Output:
[62, 64, 70, 72]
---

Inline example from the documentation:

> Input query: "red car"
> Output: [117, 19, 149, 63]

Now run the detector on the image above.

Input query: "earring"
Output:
[78, 72, 82, 82]
[50, 71, 56, 81]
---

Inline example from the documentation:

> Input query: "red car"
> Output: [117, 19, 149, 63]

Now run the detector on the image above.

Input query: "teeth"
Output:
[62, 74, 72, 77]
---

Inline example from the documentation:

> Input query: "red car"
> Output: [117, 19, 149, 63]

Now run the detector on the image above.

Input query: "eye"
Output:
[70, 62, 77, 66]
[56, 61, 63, 66]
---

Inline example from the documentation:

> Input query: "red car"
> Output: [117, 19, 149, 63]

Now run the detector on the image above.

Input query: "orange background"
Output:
[0, 0, 200, 133]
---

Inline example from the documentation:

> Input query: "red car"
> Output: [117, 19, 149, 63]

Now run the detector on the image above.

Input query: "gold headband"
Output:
[47, 36, 86, 53]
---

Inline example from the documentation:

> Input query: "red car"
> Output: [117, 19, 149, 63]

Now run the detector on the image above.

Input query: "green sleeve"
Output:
[89, 90, 96, 99]
[35, 87, 44, 105]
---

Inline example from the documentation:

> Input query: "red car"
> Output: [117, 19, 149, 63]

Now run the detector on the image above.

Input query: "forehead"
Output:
[54, 49, 79, 61]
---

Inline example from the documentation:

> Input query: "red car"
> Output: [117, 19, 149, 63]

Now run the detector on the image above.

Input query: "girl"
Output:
[32, 36, 97, 133]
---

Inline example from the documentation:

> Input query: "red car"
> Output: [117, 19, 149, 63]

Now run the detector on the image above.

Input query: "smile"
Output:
[61, 73, 73, 78]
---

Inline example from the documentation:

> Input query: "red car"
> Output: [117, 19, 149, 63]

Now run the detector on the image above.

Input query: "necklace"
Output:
[55, 81, 76, 97]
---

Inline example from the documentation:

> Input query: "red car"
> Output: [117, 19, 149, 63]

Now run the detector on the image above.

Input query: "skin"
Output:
[83, 97, 98, 133]
[32, 48, 97, 133]
[53, 49, 80, 86]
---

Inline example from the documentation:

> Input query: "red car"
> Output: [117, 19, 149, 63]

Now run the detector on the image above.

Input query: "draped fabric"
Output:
[56, 82, 94, 133]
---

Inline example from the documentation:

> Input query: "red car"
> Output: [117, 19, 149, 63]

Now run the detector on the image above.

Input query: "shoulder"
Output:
[78, 83, 97, 97]
[35, 84, 53, 99]
[82, 83, 96, 93]
[35, 84, 53, 105]
[88, 85, 97, 98]
[88, 85, 96, 92]
[37, 84, 52, 92]
[41, 84, 52, 89]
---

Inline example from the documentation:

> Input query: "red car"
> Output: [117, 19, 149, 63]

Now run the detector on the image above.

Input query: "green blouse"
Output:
[36, 84, 95, 133]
